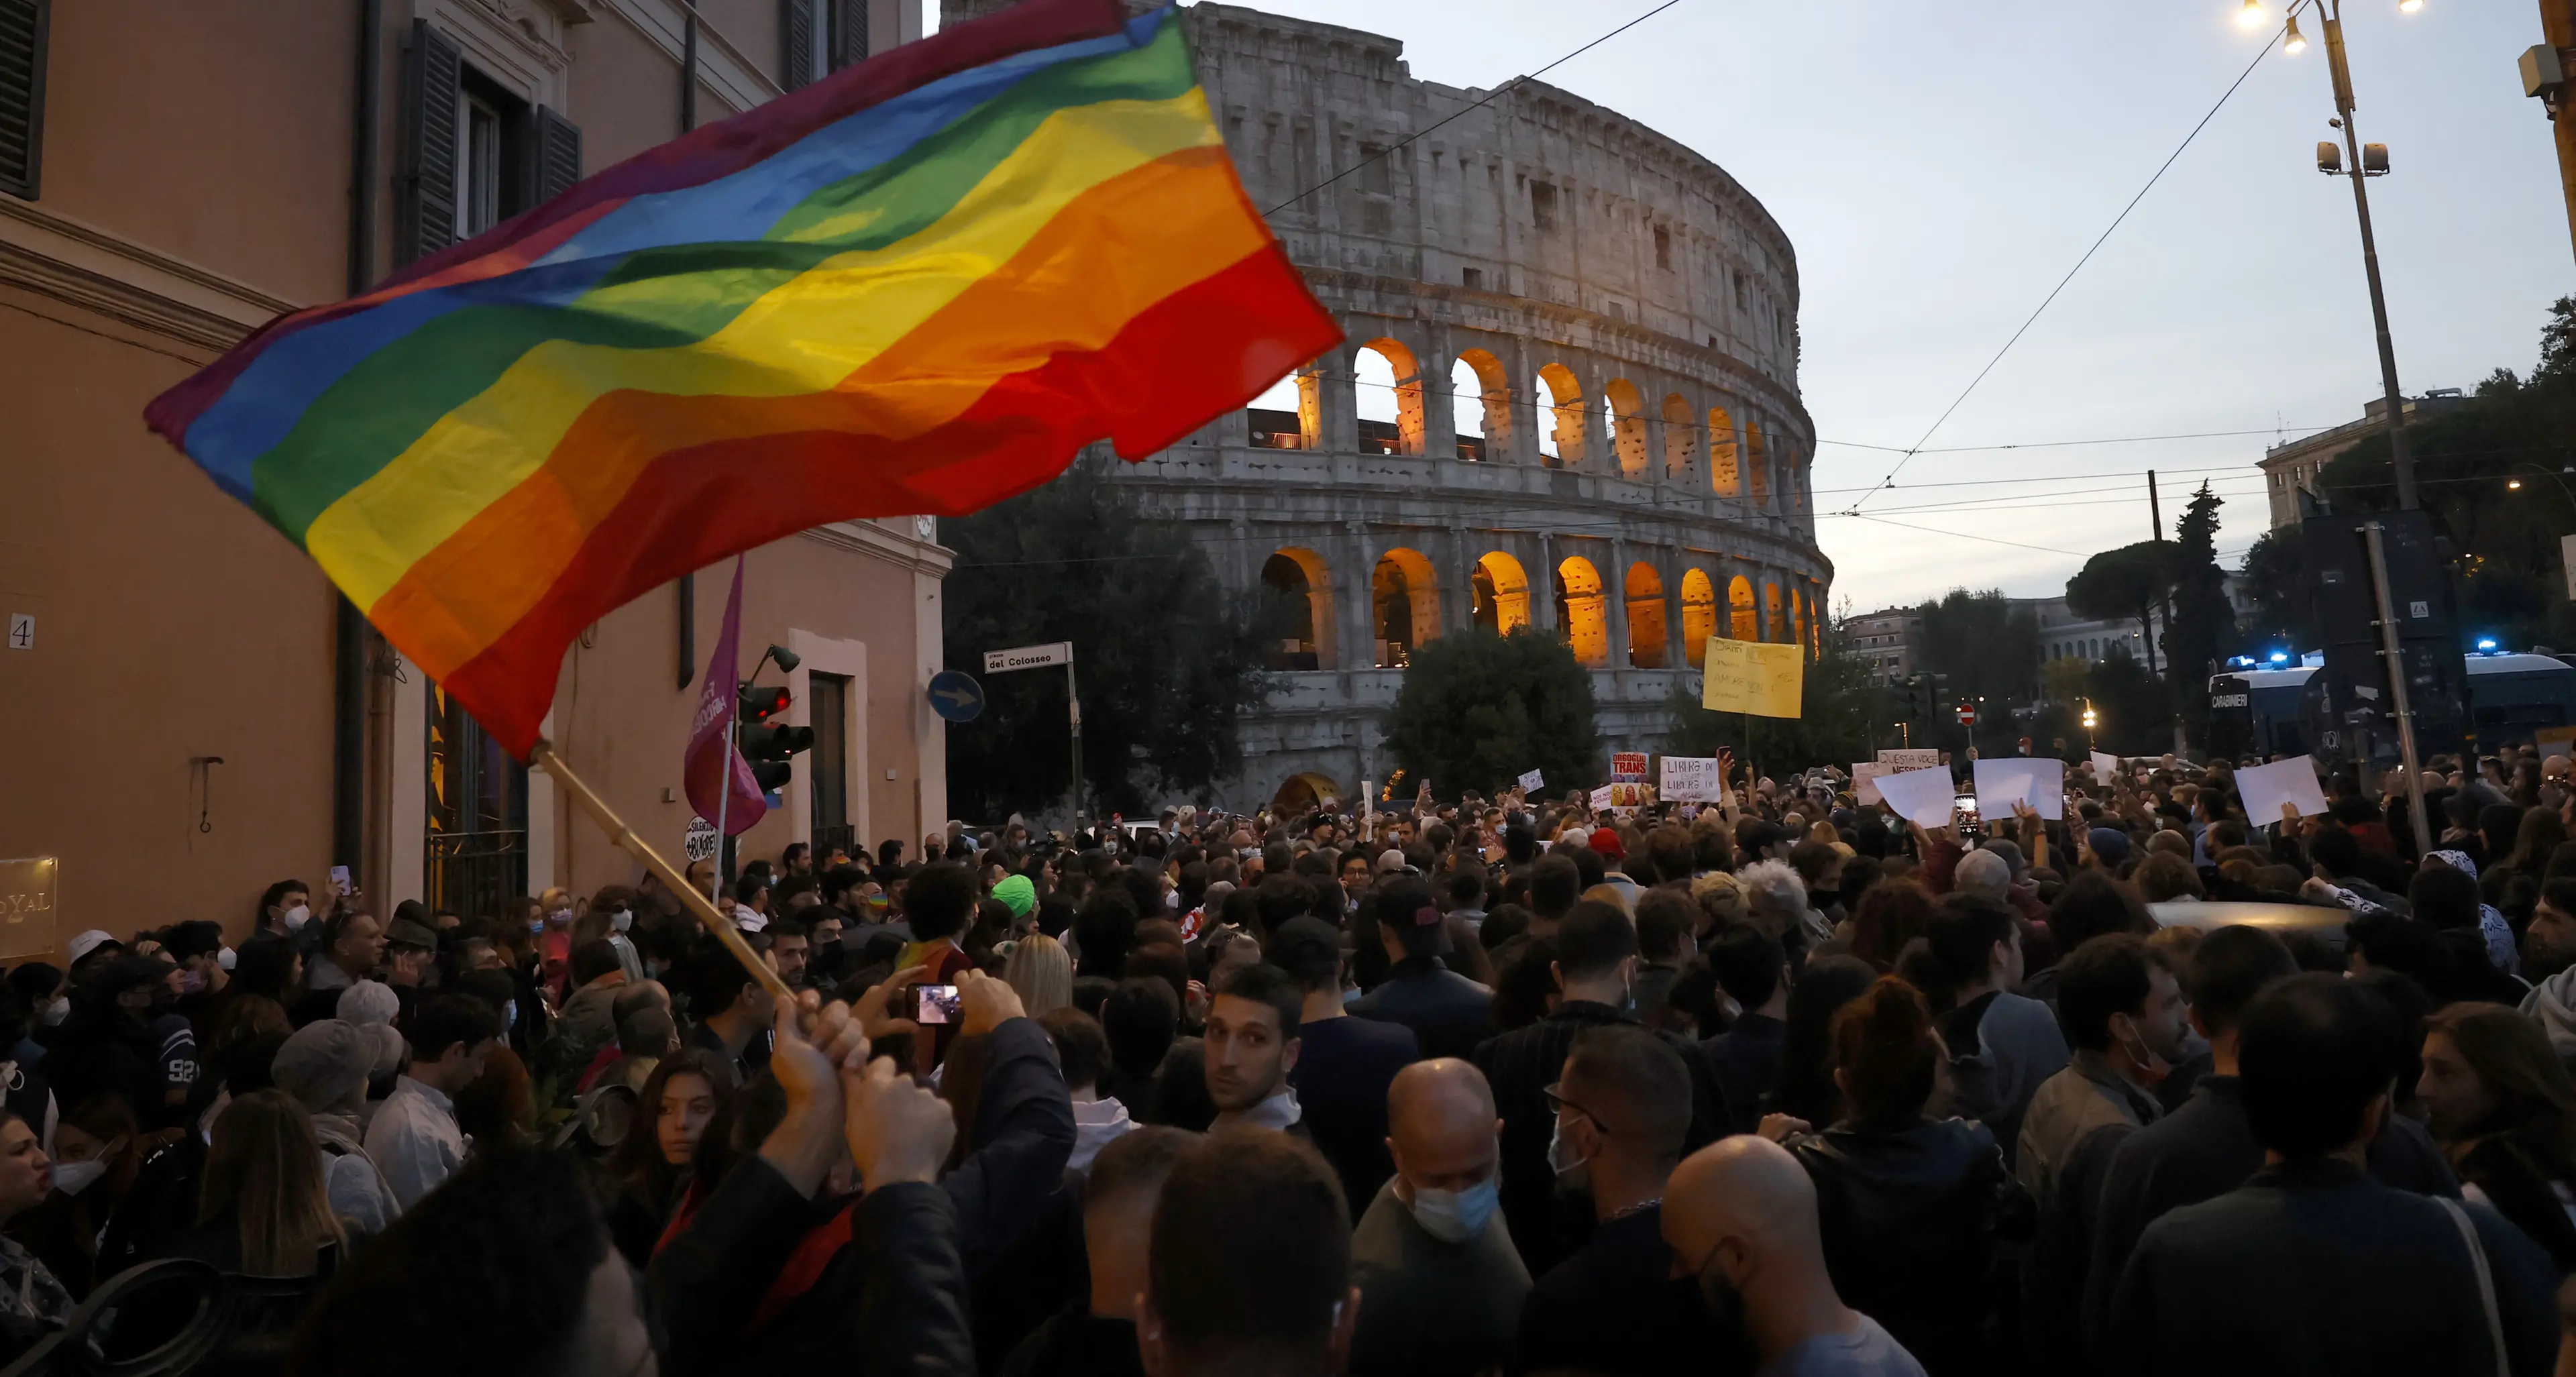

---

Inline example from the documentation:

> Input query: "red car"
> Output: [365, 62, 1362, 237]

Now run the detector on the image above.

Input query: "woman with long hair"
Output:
[1768, 956, 1878, 1128]
[150, 1091, 345, 1285]
[7, 1093, 144, 1296]
[0, 1111, 70, 1360]
[1845, 880, 1935, 974]
[1778, 977, 2031, 1375]
[1002, 934, 1073, 1018]
[606, 1049, 734, 1268]
[2418, 1003, 2576, 1270]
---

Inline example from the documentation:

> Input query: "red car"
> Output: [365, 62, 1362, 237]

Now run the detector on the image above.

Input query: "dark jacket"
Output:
[2453, 1135, 2576, 1273]
[999, 1306, 1142, 1377]
[1351, 958, 1495, 1061]
[2085, 1074, 2459, 1353]
[2105, 1158, 2555, 1377]
[1790, 1117, 2033, 1376]
[1701, 1011, 1784, 1136]
[1471, 1001, 1728, 1277]
[1512, 1205, 1724, 1377]
[652, 1017, 1071, 1371]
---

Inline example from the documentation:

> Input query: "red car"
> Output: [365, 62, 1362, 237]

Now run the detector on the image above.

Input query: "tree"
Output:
[2065, 542, 2167, 673]
[2078, 651, 2173, 757]
[1664, 622, 1888, 775]
[1909, 589, 2040, 755]
[941, 452, 1279, 822]
[2235, 528, 2302, 658]
[1383, 627, 1599, 797]
[2163, 482, 2236, 741]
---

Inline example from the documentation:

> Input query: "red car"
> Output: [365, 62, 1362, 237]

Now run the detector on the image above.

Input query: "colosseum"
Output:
[956, 0, 1832, 811]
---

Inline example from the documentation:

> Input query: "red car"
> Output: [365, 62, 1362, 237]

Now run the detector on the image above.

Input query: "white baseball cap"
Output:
[64, 930, 119, 964]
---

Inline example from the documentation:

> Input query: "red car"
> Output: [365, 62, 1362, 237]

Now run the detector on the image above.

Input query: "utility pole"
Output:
[2316, 1, 2420, 510]
[2149, 470, 2187, 755]
[2530, 0, 2576, 266]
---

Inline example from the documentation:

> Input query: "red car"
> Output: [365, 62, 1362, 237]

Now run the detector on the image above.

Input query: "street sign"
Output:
[1956, 704, 1978, 728]
[984, 641, 1072, 673]
[683, 816, 719, 863]
[926, 669, 986, 723]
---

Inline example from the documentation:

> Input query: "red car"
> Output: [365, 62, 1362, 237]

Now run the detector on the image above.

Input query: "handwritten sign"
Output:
[1878, 749, 1941, 771]
[1660, 757, 1726, 803]
[1589, 785, 1615, 810]
[0, 858, 58, 962]
[1851, 761, 1891, 806]
[1702, 639, 1804, 718]
[1517, 769, 1546, 792]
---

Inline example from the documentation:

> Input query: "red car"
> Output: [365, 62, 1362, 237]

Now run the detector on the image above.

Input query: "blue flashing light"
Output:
[2268, 651, 2290, 664]
[2477, 638, 2500, 654]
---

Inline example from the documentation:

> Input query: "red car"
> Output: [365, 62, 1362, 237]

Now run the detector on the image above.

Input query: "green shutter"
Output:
[0, 0, 48, 201]
[534, 105, 580, 201]
[780, 0, 814, 91]
[830, 0, 867, 72]
[399, 19, 462, 265]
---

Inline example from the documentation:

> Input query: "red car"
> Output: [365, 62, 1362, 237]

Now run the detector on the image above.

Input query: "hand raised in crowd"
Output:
[955, 969, 1026, 1037]
[1756, 1113, 1811, 1144]
[759, 992, 869, 1195]
[855, 962, 930, 1043]
[841, 1044, 955, 1193]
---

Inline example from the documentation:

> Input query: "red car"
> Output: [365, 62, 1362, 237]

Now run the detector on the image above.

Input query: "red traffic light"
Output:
[739, 684, 791, 724]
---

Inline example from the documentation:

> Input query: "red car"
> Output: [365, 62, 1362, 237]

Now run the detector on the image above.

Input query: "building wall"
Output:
[0, 0, 936, 948]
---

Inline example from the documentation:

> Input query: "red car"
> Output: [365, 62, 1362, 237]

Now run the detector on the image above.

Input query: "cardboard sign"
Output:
[2237, 755, 2331, 823]
[1874, 767, 1959, 829]
[1660, 757, 1727, 803]
[1702, 639, 1805, 718]
[1611, 752, 1648, 781]
[1851, 761, 1891, 806]
[1878, 749, 1941, 771]
[1973, 757, 2065, 820]
[1589, 785, 1615, 810]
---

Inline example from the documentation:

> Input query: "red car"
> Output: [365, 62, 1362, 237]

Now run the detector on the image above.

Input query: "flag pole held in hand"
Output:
[532, 736, 791, 1002]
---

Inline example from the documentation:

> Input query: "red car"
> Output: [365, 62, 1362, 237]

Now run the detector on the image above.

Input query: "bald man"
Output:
[1664, 1137, 1925, 1376]
[1348, 1060, 1528, 1377]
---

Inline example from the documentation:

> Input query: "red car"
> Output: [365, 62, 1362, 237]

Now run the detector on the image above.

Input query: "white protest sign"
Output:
[1658, 757, 1726, 803]
[2236, 755, 2331, 823]
[1973, 757, 2065, 820]
[1878, 749, 1941, 771]
[1517, 769, 1546, 792]
[2089, 751, 2121, 784]
[684, 816, 720, 863]
[1851, 761, 1891, 806]
[1874, 766, 1960, 829]
[1589, 785, 1614, 810]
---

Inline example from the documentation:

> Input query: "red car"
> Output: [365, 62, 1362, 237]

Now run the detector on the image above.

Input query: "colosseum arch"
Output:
[1680, 568, 1717, 667]
[1788, 586, 1806, 653]
[1662, 394, 1697, 478]
[1355, 337, 1426, 456]
[1625, 563, 1668, 669]
[1263, 548, 1336, 670]
[1728, 574, 1758, 641]
[1605, 379, 1649, 477]
[1270, 771, 1343, 814]
[1454, 348, 1511, 461]
[1372, 547, 1440, 667]
[1536, 362, 1585, 468]
[1472, 551, 1531, 634]
[1709, 406, 1741, 496]
[1556, 557, 1608, 666]
[1748, 421, 1771, 507]
[1764, 581, 1786, 643]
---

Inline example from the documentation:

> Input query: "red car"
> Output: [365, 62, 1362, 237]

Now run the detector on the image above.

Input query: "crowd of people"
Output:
[11, 744, 2576, 1374]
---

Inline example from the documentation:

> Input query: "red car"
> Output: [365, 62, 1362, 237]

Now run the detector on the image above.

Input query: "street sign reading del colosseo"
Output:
[984, 642, 1071, 673]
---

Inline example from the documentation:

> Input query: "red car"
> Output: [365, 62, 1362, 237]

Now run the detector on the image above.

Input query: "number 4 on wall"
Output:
[5, 614, 29, 651]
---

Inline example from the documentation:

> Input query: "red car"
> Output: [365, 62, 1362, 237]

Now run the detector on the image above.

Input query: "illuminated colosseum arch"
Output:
[1605, 378, 1648, 477]
[1270, 771, 1344, 814]
[1709, 406, 1741, 496]
[1453, 348, 1511, 461]
[1472, 551, 1531, 634]
[1764, 581, 1786, 643]
[1261, 548, 1336, 670]
[1788, 586, 1807, 653]
[1555, 557, 1608, 667]
[1354, 337, 1426, 456]
[1680, 569, 1717, 668]
[1728, 574, 1758, 641]
[1662, 394, 1697, 478]
[1748, 421, 1770, 507]
[1372, 547, 1441, 667]
[1625, 563, 1668, 669]
[1536, 362, 1585, 468]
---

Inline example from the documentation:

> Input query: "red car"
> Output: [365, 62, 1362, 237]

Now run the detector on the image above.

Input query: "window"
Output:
[1530, 181, 1557, 232]
[808, 672, 852, 859]
[1462, 266, 1484, 291]
[458, 89, 506, 238]
[0, 0, 48, 201]
[425, 683, 529, 919]
[402, 23, 581, 265]
[1733, 270, 1749, 312]
[1654, 225, 1672, 271]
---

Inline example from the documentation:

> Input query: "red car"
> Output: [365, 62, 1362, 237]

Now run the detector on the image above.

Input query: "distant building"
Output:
[2024, 597, 2149, 666]
[1847, 607, 1922, 683]
[2259, 391, 2467, 529]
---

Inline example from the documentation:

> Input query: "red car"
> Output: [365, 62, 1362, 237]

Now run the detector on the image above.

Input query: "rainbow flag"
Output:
[146, 0, 1338, 759]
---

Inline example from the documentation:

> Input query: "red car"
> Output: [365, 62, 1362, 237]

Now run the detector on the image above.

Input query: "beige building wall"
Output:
[1, 0, 938, 950]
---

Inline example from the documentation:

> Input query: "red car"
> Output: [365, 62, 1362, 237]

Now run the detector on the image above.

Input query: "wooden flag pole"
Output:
[530, 737, 793, 1003]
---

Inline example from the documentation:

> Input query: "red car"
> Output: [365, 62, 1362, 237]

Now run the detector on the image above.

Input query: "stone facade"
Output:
[953, 0, 1832, 809]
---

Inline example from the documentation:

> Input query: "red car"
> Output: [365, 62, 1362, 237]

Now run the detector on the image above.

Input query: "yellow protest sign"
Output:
[1701, 638, 1804, 718]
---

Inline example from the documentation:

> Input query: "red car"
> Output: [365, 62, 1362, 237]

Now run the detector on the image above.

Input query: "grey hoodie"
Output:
[2522, 968, 2576, 1072]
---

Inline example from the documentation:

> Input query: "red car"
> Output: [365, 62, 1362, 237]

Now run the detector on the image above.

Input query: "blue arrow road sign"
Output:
[927, 670, 986, 724]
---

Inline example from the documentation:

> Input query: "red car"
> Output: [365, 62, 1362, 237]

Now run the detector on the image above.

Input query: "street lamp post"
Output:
[2258, 0, 2424, 510]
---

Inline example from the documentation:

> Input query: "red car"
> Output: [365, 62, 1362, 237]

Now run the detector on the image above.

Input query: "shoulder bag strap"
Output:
[2436, 1195, 2512, 1377]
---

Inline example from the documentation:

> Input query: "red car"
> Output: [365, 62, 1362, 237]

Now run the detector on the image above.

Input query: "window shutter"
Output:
[830, 0, 868, 72]
[533, 106, 581, 202]
[0, 0, 48, 201]
[779, 0, 814, 91]
[398, 20, 463, 266]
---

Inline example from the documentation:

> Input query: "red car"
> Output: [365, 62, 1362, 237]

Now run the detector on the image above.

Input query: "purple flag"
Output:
[684, 557, 768, 836]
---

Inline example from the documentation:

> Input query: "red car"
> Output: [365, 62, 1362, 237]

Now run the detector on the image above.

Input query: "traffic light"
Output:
[738, 682, 812, 793]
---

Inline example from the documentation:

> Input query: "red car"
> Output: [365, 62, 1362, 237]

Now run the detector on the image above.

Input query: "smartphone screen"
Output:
[916, 985, 961, 1025]
[328, 865, 352, 896]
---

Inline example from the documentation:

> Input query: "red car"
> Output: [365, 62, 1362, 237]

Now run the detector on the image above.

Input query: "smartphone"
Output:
[328, 865, 352, 897]
[916, 984, 962, 1025]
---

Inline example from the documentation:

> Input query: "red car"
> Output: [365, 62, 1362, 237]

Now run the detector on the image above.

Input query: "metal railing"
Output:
[426, 830, 527, 920]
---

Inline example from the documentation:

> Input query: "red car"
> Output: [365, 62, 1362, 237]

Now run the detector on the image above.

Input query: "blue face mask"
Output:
[1409, 1174, 1501, 1244]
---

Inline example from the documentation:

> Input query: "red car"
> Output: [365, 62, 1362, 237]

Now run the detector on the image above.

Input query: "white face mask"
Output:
[50, 1158, 109, 1197]
[612, 909, 634, 934]
[282, 904, 312, 931]
[216, 947, 237, 972]
[40, 999, 68, 1028]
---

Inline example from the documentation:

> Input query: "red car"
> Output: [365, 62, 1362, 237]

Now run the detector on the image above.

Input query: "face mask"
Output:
[529, 918, 547, 936]
[547, 907, 574, 928]
[40, 999, 68, 1028]
[611, 909, 633, 934]
[1546, 1115, 1592, 1181]
[177, 969, 207, 995]
[1408, 1176, 1501, 1244]
[215, 947, 237, 972]
[282, 904, 311, 931]
[50, 1158, 107, 1197]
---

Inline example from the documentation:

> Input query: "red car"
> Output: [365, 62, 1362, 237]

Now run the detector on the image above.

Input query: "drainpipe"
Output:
[333, 0, 383, 877]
